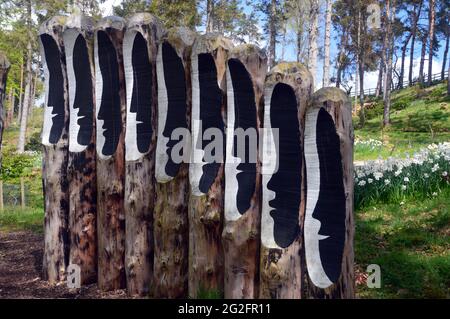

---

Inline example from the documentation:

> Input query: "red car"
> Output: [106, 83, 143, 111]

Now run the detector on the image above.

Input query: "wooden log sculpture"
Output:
[39, 16, 70, 284]
[0, 52, 10, 168]
[260, 62, 313, 298]
[154, 27, 195, 298]
[122, 13, 164, 297]
[94, 16, 127, 291]
[63, 15, 97, 285]
[222, 44, 267, 299]
[189, 33, 233, 298]
[303, 87, 355, 299]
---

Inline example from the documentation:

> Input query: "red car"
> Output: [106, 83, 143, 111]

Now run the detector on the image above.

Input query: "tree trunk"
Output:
[122, 13, 164, 297]
[17, 42, 32, 153]
[303, 87, 355, 298]
[260, 62, 313, 299]
[5, 88, 13, 129]
[375, 60, 383, 97]
[427, 0, 435, 85]
[335, 32, 347, 89]
[398, 33, 412, 89]
[308, 0, 319, 86]
[188, 34, 233, 298]
[154, 27, 194, 298]
[267, 0, 277, 69]
[0, 52, 10, 169]
[94, 16, 127, 291]
[17, 61, 24, 122]
[418, 34, 427, 84]
[322, 0, 332, 87]
[64, 15, 98, 286]
[441, 32, 449, 81]
[223, 44, 267, 299]
[40, 16, 70, 284]
[409, 1, 422, 86]
[206, 0, 214, 33]
[384, 1, 396, 126]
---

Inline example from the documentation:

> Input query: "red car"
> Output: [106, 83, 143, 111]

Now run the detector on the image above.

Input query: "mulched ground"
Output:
[0, 230, 128, 299]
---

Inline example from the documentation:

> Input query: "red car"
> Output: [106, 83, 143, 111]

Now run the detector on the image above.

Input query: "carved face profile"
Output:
[40, 34, 65, 146]
[155, 42, 188, 182]
[124, 31, 152, 161]
[225, 58, 257, 221]
[261, 83, 301, 249]
[190, 52, 224, 196]
[304, 107, 346, 289]
[95, 30, 122, 158]
[64, 29, 94, 152]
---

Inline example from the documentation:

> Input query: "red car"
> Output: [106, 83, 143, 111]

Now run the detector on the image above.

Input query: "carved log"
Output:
[189, 33, 233, 298]
[39, 16, 70, 284]
[0, 52, 10, 168]
[260, 62, 313, 298]
[94, 16, 127, 291]
[63, 15, 97, 285]
[123, 13, 164, 297]
[154, 27, 195, 298]
[222, 44, 267, 299]
[303, 87, 355, 299]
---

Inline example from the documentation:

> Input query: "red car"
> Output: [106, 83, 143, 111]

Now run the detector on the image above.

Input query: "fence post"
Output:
[260, 62, 313, 298]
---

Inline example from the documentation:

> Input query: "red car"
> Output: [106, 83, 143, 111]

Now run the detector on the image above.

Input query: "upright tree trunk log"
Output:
[63, 15, 97, 285]
[222, 44, 267, 299]
[0, 52, 10, 168]
[123, 13, 164, 297]
[154, 27, 195, 298]
[260, 63, 313, 299]
[94, 16, 127, 291]
[303, 87, 355, 299]
[189, 34, 233, 298]
[39, 16, 70, 284]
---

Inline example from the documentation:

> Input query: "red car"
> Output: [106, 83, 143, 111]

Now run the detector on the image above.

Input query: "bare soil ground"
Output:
[0, 230, 128, 299]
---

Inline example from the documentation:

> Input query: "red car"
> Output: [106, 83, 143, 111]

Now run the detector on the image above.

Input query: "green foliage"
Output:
[195, 286, 223, 299]
[0, 149, 40, 181]
[25, 131, 42, 152]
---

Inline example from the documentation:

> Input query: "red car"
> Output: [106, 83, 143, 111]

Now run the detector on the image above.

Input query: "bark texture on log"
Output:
[260, 62, 313, 299]
[154, 27, 195, 298]
[94, 16, 127, 291]
[123, 13, 164, 297]
[0, 52, 10, 168]
[39, 16, 70, 284]
[63, 15, 97, 285]
[188, 33, 233, 298]
[303, 87, 354, 299]
[222, 44, 267, 299]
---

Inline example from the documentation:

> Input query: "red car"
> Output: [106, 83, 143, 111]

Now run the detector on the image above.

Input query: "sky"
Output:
[100, 0, 448, 93]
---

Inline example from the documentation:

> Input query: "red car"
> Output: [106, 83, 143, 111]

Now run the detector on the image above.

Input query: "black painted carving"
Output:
[228, 58, 257, 215]
[267, 83, 301, 248]
[73, 34, 93, 146]
[41, 34, 65, 144]
[198, 53, 224, 194]
[131, 32, 152, 154]
[162, 42, 187, 177]
[97, 31, 122, 156]
[314, 107, 346, 283]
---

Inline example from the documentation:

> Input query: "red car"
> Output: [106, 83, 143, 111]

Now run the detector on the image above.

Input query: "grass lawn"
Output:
[0, 206, 44, 234]
[354, 83, 449, 161]
[355, 187, 450, 298]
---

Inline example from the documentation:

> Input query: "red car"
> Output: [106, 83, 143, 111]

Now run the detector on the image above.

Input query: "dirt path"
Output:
[0, 230, 128, 299]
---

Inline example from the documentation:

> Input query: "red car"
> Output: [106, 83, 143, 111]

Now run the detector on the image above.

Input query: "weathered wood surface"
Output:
[222, 44, 267, 299]
[39, 16, 70, 284]
[0, 52, 10, 168]
[260, 62, 313, 298]
[123, 13, 164, 297]
[188, 33, 233, 298]
[64, 15, 97, 285]
[154, 27, 195, 298]
[94, 16, 126, 291]
[304, 87, 355, 299]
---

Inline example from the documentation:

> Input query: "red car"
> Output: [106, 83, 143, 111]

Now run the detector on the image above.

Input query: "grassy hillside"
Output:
[354, 83, 449, 161]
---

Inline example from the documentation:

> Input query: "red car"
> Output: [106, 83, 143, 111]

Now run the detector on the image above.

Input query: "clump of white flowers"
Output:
[355, 142, 450, 209]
